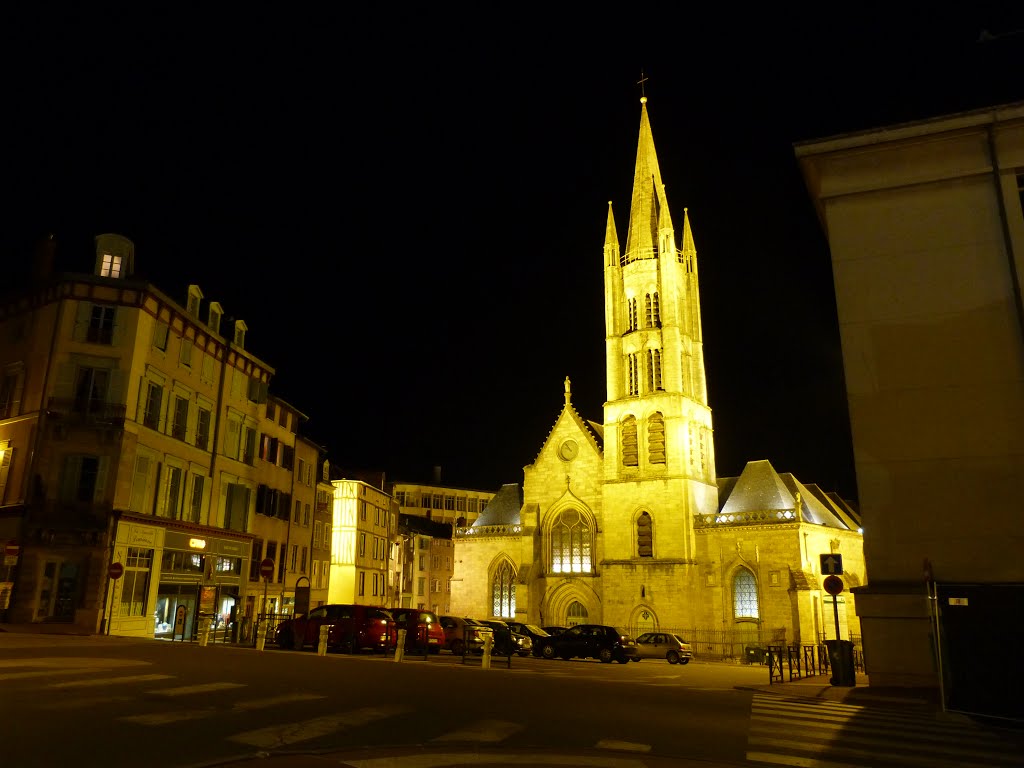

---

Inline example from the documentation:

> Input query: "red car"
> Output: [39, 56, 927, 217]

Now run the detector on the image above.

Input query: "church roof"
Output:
[720, 459, 795, 515]
[717, 460, 857, 532]
[472, 483, 523, 527]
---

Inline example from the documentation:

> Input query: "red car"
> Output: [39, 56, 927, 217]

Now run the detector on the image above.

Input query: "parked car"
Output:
[505, 621, 551, 657]
[389, 607, 445, 653]
[634, 632, 693, 664]
[541, 625, 569, 637]
[274, 604, 395, 653]
[476, 619, 533, 657]
[439, 616, 490, 655]
[539, 623, 638, 664]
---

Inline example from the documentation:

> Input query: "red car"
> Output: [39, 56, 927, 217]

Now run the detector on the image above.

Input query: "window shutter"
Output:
[0, 446, 14, 505]
[73, 301, 91, 342]
[59, 455, 82, 501]
[10, 369, 24, 417]
[93, 457, 109, 503]
[130, 456, 150, 512]
[110, 308, 124, 347]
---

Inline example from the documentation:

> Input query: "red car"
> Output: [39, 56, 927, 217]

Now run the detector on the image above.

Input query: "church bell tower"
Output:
[601, 96, 718, 565]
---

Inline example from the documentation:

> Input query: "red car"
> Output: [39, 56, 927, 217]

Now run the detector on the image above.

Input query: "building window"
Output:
[358, 533, 365, 557]
[120, 547, 153, 616]
[88, 305, 116, 344]
[100, 253, 123, 278]
[358, 571, 365, 596]
[644, 292, 660, 328]
[129, 456, 151, 513]
[163, 466, 183, 519]
[179, 338, 193, 368]
[293, 499, 301, 523]
[627, 354, 639, 396]
[171, 396, 188, 441]
[491, 560, 516, 618]
[196, 408, 211, 451]
[647, 349, 662, 391]
[314, 521, 322, 548]
[143, 382, 163, 430]
[224, 483, 250, 532]
[621, 415, 638, 467]
[73, 367, 109, 416]
[627, 297, 638, 332]
[566, 600, 588, 627]
[188, 474, 204, 523]
[58, 455, 104, 503]
[0, 367, 23, 419]
[648, 412, 666, 464]
[637, 512, 653, 557]
[734, 569, 759, 620]
[300, 546, 308, 573]
[550, 508, 592, 574]
[153, 323, 170, 352]
[303, 504, 310, 526]
[417, 577, 425, 596]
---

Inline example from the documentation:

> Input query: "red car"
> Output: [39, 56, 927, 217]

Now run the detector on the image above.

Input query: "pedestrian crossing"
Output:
[746, 693, 1023, 768]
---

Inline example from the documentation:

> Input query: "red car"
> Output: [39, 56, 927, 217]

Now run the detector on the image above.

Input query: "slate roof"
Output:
[472, 483, 523, 527]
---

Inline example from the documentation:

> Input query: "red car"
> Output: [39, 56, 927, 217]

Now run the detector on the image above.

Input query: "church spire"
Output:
[623, 97, 672, 264]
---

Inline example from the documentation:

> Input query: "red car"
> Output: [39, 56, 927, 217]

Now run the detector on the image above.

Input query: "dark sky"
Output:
[4, 9, 1023, 501]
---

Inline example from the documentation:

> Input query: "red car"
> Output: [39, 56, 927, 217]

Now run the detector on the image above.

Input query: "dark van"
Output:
[389, 607, 445, 653]
[275, 604, 395, 653]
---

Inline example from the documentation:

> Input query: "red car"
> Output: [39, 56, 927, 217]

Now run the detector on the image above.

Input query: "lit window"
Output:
[100, 254, 122, 278]
[550, 508, 592, 574]
[491, 560, 516, 618]
[734, 569, 759, 619]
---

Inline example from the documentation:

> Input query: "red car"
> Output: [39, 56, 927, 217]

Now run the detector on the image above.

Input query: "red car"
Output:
[275, 604, 395, 653]
[389, 607, 446, 653]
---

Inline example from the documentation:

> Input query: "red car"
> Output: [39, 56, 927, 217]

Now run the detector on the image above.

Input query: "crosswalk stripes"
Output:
[226, 705, 411, 749]
[747, 693, 1022, 768]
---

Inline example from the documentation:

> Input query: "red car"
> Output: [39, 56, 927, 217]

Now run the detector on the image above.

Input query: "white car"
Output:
[634, 632, 693, 664]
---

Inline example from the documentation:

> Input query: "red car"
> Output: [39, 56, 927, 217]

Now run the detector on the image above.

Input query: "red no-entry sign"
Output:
[108, 562, 124, 580]
[4, 541, 19, 557]
[259, 558, 275, 579]
[823, 574, 844, 596]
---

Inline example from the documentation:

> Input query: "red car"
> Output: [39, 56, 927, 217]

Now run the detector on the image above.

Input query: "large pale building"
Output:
[450, 98, 864, 652]
[796, 101, 1024, 718]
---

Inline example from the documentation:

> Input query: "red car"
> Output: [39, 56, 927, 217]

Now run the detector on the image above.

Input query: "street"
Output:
[0, 633, 1021, 768]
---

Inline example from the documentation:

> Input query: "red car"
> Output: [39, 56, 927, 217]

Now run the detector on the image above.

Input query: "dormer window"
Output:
[208, 302, 223, 335]
[186, 285, 203, 318]
[99, 254, 122, 278]
[93, 234, 135, 278]
[233, 320, 247, 349]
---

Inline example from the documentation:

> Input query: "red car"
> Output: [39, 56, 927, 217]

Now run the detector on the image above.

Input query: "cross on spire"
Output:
[637, 70, 649, 99]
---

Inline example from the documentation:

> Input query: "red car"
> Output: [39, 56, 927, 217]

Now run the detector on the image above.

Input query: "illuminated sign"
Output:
[189, 538, 207, 550]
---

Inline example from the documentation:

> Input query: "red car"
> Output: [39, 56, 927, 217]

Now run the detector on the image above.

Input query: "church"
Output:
[449, 97, 865, 655]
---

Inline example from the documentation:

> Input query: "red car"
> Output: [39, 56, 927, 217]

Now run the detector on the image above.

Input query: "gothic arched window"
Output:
[647, 350, 662, 392]
[550, 509, 592, 574]
[733, 569, 759, 619]
[648, 412, 666, 464]
[567, 600, 588, 627]
[627, 298, 638, 332]
[637, 512, 653, 557]
[622, 416, 638, 467]
[492, 560, 516, 618]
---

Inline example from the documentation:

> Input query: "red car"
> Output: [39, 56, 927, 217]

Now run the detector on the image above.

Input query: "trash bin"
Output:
[824, 639, 855, 686]
[745, 645, 766, 665]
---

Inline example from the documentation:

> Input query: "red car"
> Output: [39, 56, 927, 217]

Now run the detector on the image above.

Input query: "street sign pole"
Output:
[832, 594, 841, 641]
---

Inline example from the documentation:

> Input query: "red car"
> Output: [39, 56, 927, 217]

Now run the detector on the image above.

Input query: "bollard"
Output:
[255, 623, 266, 652]
[318, 625, 329, 656]
[393, 628, 406, 662]
[481, 632, 493, 670]
[198, 618, 211, 648]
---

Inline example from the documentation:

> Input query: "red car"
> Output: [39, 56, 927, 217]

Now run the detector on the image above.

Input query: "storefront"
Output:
[106, 515, 249, 640]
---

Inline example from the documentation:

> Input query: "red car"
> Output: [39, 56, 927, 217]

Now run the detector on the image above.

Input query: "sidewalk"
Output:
[738, 667, 942, 710]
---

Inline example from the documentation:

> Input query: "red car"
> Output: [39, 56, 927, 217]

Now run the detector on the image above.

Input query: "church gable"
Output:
[719, 459, 795, 517]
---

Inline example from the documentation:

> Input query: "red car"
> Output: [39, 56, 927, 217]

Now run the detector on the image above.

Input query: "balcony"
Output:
[48, 397, 126, 426]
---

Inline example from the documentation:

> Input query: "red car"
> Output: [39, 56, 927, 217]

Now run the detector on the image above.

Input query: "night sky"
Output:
[4, 9, 1023, 501]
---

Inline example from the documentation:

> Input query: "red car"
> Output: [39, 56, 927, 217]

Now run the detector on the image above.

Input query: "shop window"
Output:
[120, 547, 153, 617]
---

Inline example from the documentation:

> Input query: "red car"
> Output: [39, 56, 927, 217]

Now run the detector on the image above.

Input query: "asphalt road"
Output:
[1, 634, 1020, 768]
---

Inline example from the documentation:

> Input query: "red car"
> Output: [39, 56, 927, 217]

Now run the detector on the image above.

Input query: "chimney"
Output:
[33, 233, 56, 282]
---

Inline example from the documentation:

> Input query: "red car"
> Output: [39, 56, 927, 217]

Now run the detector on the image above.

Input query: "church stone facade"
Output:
[450, 98, 864, 653]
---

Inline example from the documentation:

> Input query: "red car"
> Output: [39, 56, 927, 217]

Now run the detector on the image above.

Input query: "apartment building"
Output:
[395, 514, 452, 611]
[0, 234, 313, 639]
[327, 475, 393, 606]
[389, 478, 494, 528]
